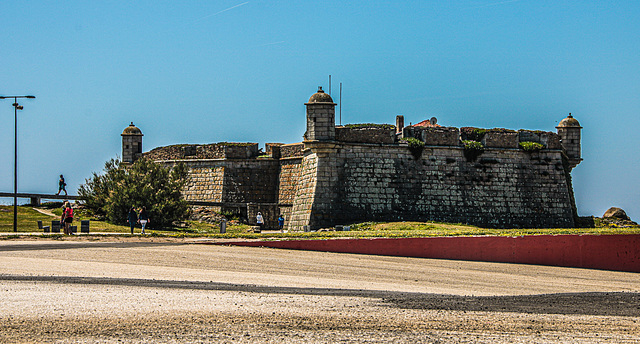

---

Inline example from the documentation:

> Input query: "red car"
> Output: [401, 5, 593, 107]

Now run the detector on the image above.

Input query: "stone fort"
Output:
[121, 87, 582, 230]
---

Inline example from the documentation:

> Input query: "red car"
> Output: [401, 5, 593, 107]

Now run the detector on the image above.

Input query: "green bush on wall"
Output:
[401, 137, 425, 159]
[519, 141, 544, 152]
[462, 140, 485, 161]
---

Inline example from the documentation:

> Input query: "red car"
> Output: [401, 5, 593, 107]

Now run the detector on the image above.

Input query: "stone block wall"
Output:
[335, 126, 395, 144]
[278, 158, 303, 205]
[280, 143, 304, 158]
[222, 160, 279, 203]
[482, 130, 518, 148]
[287, 142, 575, 230]
[158, 158, 279, 205]
[558, 129, 581, 158]
[422, 127, 460, 146]
[183, 163, 225, 202]
[265, 143, 283, 159]
[305, 104, 335, 140]
[224, 144, 259, 159]
[122, 135, 142, 163]
[145, 143, 258, 161]
[288, 152, 318, 230]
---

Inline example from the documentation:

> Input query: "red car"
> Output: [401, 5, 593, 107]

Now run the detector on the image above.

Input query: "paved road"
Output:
[1, 238, 639, 343]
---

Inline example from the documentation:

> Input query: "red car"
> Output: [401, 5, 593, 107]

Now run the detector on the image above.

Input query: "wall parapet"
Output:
[336, 125, 396, 144]
[145, 142, 259, 160]
[518, 130, 562, 149]
[280, 143, 304, 158]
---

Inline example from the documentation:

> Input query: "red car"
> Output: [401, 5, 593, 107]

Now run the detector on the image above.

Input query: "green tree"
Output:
[79, 158, 190, 228]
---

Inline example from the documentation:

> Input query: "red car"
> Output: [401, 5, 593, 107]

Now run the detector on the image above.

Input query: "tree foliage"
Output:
[79, 158, 190, 228]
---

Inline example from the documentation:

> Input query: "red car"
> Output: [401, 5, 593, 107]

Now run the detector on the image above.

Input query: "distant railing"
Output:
[0, 192, 80, 205]
[0, 192, 293, 208]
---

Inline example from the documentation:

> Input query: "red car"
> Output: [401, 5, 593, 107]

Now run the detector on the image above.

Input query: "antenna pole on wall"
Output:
[339, 82, 342, 125]
[329, 75, 331, 95]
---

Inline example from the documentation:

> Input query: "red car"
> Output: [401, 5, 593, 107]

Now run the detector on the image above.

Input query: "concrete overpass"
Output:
[0, 192, 80, 205]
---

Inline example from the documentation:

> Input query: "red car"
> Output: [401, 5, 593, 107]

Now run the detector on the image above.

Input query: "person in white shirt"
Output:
[256, 212, 264, 230]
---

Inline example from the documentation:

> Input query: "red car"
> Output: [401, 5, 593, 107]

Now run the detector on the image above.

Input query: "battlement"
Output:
[332, 123, 564, 152]
[335, 124, 396, 144]
[144, 142, 259, 161]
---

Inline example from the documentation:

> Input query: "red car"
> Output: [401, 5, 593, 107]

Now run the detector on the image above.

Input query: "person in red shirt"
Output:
[62, 202, 74, 235]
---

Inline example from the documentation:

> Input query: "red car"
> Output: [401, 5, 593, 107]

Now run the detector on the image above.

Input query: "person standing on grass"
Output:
[63, 202, 73, 235]
[127, 207, 138, 235]
[138, 206, 149, 234]
[60, 201, 68, 234]
[56, 175, 67, 196]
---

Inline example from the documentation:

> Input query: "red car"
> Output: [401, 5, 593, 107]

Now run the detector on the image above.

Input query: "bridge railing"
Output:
[0, 192, 80, 206]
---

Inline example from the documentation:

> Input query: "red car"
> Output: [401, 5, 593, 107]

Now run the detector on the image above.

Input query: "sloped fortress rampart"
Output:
[124, 87, 582, 230]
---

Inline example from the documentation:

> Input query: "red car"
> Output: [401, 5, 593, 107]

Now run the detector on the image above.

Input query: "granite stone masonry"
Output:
[126, 87, 582, 231]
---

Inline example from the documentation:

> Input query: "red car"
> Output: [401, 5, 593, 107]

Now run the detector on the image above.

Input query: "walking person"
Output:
[63, 202, 73, 235]
[138, 206, 149, 234]
[127, 207, 137, 235]
[256, 212, 264, 231]
[277, 214, 285, 232]
[56, 175, 67, 196]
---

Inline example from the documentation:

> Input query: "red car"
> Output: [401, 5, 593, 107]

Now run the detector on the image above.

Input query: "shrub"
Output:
[79, 158, 190, 229]
[462, 140, 485, 161]
[519, 141, 544, 152]
[401, 137, 425, 159]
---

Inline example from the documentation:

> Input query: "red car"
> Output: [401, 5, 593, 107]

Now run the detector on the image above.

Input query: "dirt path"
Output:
[32, 207, 57, 217]
[1, 239, 638, 343]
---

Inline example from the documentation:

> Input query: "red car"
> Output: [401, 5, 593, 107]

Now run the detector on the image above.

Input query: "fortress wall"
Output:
[158, 159, 280, 204]
[156, 160, 225, 203]
[184, 163, 225, 203]
[278, 158, 303, 204]
[277, 157, 303, 226]
[327, 143, 574, 228]
[288, 152, 319, 230]
[221, 160, 280, 203]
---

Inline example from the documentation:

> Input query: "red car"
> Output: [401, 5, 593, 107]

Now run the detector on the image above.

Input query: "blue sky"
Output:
[1, 1, 639, 221]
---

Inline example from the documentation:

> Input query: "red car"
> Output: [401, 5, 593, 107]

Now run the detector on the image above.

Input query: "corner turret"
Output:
[304, 87, 336, 141]
[556, 113, 582, 169]
[122, 122, 143, 164]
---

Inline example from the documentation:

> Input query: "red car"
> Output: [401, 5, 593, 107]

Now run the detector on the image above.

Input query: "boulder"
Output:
[603, 207, 631, 221]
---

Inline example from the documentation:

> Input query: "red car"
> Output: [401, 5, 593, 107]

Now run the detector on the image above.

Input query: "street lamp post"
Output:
[0, 95, 35, 232]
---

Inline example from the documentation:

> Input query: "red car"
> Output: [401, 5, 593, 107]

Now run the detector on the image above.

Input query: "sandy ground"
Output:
[0, 237, 639, 343]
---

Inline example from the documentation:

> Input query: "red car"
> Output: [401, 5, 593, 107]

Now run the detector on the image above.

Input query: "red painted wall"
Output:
[215, 234, 640, 273]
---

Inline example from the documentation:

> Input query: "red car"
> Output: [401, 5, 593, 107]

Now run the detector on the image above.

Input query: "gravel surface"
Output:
[1, 237, 639, 343]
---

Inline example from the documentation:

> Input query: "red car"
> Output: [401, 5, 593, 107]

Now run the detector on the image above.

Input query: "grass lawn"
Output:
[0, 205, 251, 236]
[1, 205, 639, 239]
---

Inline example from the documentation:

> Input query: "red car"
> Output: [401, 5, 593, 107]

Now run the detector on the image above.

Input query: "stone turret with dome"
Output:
[122, 122, 143, 164]
[304, 87, 336, 141]
[122, 122, 143, 135]
[556, 113, 582, 169]
[307, 86, 335, 104]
